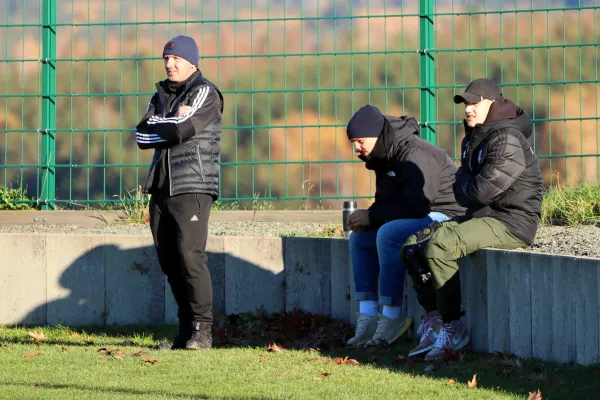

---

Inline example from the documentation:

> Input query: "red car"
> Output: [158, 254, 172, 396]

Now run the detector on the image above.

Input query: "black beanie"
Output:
[163, 35, 199, 67]
[346, 105, 385, 140]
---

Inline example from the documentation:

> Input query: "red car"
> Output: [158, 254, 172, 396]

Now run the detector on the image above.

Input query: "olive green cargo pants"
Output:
[403, 217, 527, 322]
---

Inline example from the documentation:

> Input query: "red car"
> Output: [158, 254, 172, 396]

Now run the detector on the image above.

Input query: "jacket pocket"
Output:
[196, 144, 206, 182]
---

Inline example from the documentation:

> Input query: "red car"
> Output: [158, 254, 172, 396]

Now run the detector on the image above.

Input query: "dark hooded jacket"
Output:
[454, 96, 544, 245]
[362, 116, 465, 227]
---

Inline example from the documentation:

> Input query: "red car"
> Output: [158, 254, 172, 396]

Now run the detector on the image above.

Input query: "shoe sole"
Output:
[386, 317, 413, 345]
[408, 343, 435, 358]
[424, 335, 471, 361]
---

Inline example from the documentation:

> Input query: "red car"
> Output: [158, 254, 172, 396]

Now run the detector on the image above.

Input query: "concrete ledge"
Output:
[0, 210, 342, 226]
[0, 233, 599, 365]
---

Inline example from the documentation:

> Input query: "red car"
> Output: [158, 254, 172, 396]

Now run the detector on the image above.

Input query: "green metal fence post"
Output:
[41, 0, 56, 209]
[419, 0, 435, 144]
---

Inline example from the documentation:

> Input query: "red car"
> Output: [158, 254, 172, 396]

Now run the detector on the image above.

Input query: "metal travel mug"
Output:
[342, 200, 357, 239]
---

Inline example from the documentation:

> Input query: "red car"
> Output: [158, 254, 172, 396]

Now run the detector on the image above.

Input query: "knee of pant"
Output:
[375, 223, 394, 248]
[348, 229, 369, 250]
[424, 229, 459, 261]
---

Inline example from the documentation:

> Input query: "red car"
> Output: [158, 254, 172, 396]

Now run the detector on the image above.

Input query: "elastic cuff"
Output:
[378, 295, 402, 307]
[355, 291, 378, 302]
[442, 310, 465, 323]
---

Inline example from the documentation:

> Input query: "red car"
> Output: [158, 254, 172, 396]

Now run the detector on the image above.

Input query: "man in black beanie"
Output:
[135, 35, 224, 350]
[345, 105, 465, 347]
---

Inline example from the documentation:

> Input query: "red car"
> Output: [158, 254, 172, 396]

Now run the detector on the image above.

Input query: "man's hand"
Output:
[177, 105, 193, 117]
[348, 209, 370, 233]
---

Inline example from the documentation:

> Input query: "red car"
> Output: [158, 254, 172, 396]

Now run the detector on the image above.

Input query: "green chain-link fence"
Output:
[1, 0, 598, 209]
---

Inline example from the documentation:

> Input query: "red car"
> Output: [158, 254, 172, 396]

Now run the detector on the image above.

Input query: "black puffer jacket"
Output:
[135, 71, 223, 199]
[364, 116, 465, 227]
[454, 96, 544, 245]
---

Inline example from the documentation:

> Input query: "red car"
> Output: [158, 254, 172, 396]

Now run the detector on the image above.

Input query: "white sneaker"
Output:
[408, 314, 443, 357]
[346, 313, 378, 346]
[424, 319, 470, 360]
[365, 314, 413, 346]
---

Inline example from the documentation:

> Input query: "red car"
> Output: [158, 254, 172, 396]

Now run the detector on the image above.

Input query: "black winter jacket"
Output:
[365, 116, 465, 227]
[135, 71, 224, 199]
[454, 96, 544, 245]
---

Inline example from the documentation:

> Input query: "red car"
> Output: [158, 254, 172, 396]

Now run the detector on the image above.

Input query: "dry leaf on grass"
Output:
[334, 356, 359, 366]
[321, 371, 331, 377]
[141, 358, 159, 365]
[258, 354, 269, 361]
[527, 389, 543, 400]
[0, 344, 8, 349]
[98, 348, 124, 360]
[60, 346, 70, 352]
[267, 343, 286, 353]
[70, 333, 82, 339]
[131, 350, 149, 357]
[24, 352, 40, 358]
[278, 372, 290, 377]
[467, 374, 478, 388]
[28, 330, 46, 343]
[29, 383, 46, 388]
[447, 379, 455, 385]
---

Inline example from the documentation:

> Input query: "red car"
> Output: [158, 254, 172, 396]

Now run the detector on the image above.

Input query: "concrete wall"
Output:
[0, 233, 599, 365]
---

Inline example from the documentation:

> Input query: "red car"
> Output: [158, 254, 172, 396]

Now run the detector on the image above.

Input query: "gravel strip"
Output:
[1, 222, 599, 260]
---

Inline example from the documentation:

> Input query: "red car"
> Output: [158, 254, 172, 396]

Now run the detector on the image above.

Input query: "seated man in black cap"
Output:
[344, 105, 465, 347]
[402, 78, 544, 360]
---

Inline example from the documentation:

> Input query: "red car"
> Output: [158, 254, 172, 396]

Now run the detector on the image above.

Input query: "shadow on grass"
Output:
[3, 321, 600, 400]
[0, 381, 275, 399]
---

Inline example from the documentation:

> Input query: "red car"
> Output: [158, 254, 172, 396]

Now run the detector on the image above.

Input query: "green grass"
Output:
[541, 181, 600, 226]
[0, 186, 40, 211]
[1, 324, 598, 400]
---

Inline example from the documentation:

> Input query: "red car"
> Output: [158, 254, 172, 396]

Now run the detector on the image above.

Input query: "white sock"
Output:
[382, 305, 401, 320]
[359, 300, 378, 317]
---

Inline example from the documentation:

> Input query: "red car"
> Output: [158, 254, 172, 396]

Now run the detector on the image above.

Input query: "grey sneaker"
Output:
[408, 314, 442, 357]
[424, 319, 470, 361]
[346, 313, 378, 346]
[365, 314, 413, 346]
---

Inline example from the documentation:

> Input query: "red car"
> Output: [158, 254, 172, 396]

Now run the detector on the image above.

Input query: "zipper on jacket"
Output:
[196, 144, 206, 182]
[168, 148, 173, 196]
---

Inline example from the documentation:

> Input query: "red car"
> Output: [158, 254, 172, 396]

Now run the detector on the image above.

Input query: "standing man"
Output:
[135, 35, 224, 350]
[345, 105, 465, 347]
[402, 78, 544, 360]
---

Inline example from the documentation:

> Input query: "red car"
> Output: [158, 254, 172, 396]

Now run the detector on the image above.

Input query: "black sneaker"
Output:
[185, 321, 212, 350]
[158, 324, 192, 351]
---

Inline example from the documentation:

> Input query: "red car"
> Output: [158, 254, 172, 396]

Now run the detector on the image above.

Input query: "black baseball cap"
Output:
[453, 78, 502, 104]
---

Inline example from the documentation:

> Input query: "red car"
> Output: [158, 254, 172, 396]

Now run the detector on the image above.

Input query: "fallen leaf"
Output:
[312, 377, 324, 381]
[70, 333, 82, 339]
[29, 383, 46, 388]
[443, 349, 458, 362]
[307, 356, 319, 361]
[131, 350, 149, 357]
[258, 354, 268, 361]
[468, 373, 478, 388]
[84, 336, 94, 345]
[98, 348, 124, 359]
[321, 371, 331, 377]
[28, 330, 46, 343]
[24, 352, 40, 358]
[267, 343, 285, 353]
[334, 356, 360, 366]
[278, 372, 290, 377]
[60, 346, 70, 352]
[141, 358, 159, 365]
[0, 344, 8, 349]
[447, 379, 455, 385]
[527, 389, 543, 400]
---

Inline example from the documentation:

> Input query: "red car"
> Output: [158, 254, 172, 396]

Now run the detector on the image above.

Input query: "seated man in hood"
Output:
[402, 78, 544, 360]
[345, 105, 465, 347]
